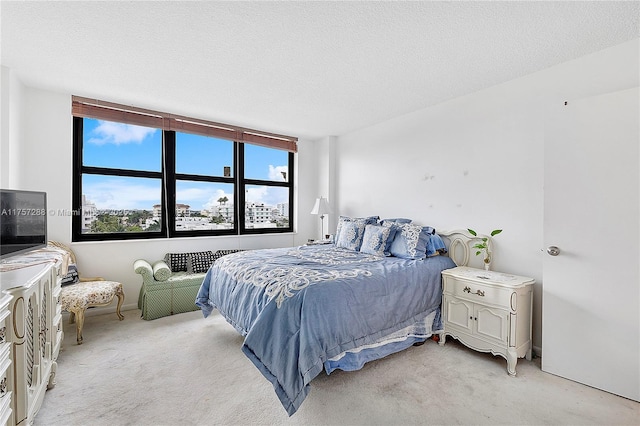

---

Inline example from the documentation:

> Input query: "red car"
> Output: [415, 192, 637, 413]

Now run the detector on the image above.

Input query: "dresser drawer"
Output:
[443, 276, 513, 308]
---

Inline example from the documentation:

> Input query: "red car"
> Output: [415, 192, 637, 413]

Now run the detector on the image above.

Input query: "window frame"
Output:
[238, 143, 295, 235]
[166, 130, 239, 238]
[72, 117, 168, 242]
[71, 100, 296, 242]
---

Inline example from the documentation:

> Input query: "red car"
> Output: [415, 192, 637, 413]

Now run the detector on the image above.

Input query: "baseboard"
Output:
[532, 345, 542, 359]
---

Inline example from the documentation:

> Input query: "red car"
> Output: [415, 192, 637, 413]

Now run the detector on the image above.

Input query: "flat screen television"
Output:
[0, 189, 48, 260]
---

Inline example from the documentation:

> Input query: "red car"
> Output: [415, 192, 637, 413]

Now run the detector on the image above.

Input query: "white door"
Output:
[542, 87, 639, 401]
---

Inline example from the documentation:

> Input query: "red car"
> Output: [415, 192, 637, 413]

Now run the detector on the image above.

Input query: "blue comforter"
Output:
[195, 245, 455, 415]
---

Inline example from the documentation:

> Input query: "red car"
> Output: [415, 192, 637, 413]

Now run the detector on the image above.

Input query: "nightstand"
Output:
[306, 239, 332, 245]
[439, 266, 534, 376]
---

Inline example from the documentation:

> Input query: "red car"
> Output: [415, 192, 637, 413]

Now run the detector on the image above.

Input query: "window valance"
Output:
[72, 96, 298, 153]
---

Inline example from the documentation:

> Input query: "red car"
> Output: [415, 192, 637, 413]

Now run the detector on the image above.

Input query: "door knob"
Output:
[547, 246, 560, 256]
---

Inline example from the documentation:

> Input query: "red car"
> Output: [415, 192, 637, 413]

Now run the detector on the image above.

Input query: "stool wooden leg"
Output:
[74, 308, 86, 345]
[115, 292, 124, 321]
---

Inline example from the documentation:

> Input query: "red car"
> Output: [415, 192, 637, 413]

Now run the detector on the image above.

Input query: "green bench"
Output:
[134, 249, 242, 320]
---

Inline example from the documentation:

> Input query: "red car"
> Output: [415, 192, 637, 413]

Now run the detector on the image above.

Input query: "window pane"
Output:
[244, 185, 289, 229]
[244, 144, 288, 182]
[175, 180, 235, 231]
[176, 133, 234, 177]
[82, 118, 161, 172]
[81, 175, 162, 234]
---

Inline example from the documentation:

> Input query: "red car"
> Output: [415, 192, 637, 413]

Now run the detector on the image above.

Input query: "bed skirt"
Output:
[324, 308, 440, 374]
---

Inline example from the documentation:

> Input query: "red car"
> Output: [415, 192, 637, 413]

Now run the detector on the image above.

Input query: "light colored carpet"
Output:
[35, 309, 639, 426]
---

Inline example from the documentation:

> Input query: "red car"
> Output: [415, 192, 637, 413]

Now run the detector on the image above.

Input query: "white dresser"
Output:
[440, 266, 534, 376]
[0, 249, 66, 425]
[0, 293, 14, 425]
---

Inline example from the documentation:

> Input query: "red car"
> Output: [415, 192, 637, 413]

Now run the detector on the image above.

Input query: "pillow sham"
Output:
[380, 221, 400, 255]
[335, 215, 379, 244]
[388, 223, 430, 260]
[187, 251, 216, 274]
[379, 218, 412, 225]
[426, 233, 448, 257]
[335, 221, 368, 251]
[360, 224, 393, 256]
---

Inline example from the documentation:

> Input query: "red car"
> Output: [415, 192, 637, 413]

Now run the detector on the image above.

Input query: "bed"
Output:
[195, 220, 477, 416]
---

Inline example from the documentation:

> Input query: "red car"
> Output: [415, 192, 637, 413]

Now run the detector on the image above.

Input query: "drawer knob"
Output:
[463, 286, 485, 297]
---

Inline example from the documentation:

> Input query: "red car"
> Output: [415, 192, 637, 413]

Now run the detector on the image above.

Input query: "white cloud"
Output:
[83, 178, 160, 210]
[204, 190, 233, 210]
[175, 185, 234, 211]
[246, 186, 269, 203]
[87, 120, 157, 145]
[176, 187, 211, 203]
[268, 165, 288, 182]
[246, 186, 288, 206]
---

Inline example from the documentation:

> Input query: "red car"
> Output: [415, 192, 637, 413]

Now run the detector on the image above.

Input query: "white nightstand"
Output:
[439, 266, 534, 376]
[306, 239, 332, 245]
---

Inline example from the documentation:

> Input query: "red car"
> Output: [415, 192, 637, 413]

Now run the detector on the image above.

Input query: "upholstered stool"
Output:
[61, 280, 125, 344]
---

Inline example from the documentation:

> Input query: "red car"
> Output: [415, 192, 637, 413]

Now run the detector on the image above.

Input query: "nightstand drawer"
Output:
[444, 276, 512, 308]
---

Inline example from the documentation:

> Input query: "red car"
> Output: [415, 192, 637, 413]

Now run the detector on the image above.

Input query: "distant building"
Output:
[212, 204, 234, 223]
[246, 202, 272, 224]
[276, 202, 288, 218]
[142, 200, 284, 230]
[176, 203, 191, 217]
[152, 204, 162, 223]
[81, 194, 97, 232]
[175, 216, 218, 230]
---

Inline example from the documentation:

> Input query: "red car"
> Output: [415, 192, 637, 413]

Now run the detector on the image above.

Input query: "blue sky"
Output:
[82, 119, 289, 211]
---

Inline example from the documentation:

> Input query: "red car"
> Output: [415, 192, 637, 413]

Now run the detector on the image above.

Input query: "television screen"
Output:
[0, 189, 47, 260]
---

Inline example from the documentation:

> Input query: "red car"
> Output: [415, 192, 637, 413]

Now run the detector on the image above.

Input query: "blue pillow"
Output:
[379, 218, 412, 225]
[389, 223, 430, 260]
[380, 221, 399, 255]
[335, 215, 379, 243]
[426, 233, 447, 257]
[335, 221, 367, 251]
[360, 224, 393, 256]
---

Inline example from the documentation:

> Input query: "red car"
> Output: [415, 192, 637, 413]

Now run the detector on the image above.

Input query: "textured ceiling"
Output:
[2, 1, 638, 140]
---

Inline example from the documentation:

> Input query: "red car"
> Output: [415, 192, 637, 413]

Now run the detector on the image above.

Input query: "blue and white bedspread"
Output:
[195, 245, 456, 415]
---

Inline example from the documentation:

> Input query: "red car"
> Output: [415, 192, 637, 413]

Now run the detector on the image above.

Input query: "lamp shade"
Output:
[310, 197, 332, 215]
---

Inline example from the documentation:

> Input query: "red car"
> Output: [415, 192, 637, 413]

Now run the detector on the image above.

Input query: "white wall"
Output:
[0, 65, 25, 188]
[311, 135, 338, 238]
[0, 66, 8, 186]
[2, 86, 320, 312]
[333, 39, 639, 351]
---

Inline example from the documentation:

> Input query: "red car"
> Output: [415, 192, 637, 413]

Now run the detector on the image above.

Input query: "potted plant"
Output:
[467, 228, 502, 270]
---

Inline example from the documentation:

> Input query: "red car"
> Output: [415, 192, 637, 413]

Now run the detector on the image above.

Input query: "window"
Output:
[171, 131, 237, 235]
[72, 97, 296, 241]
[242, 144, 292, 232]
